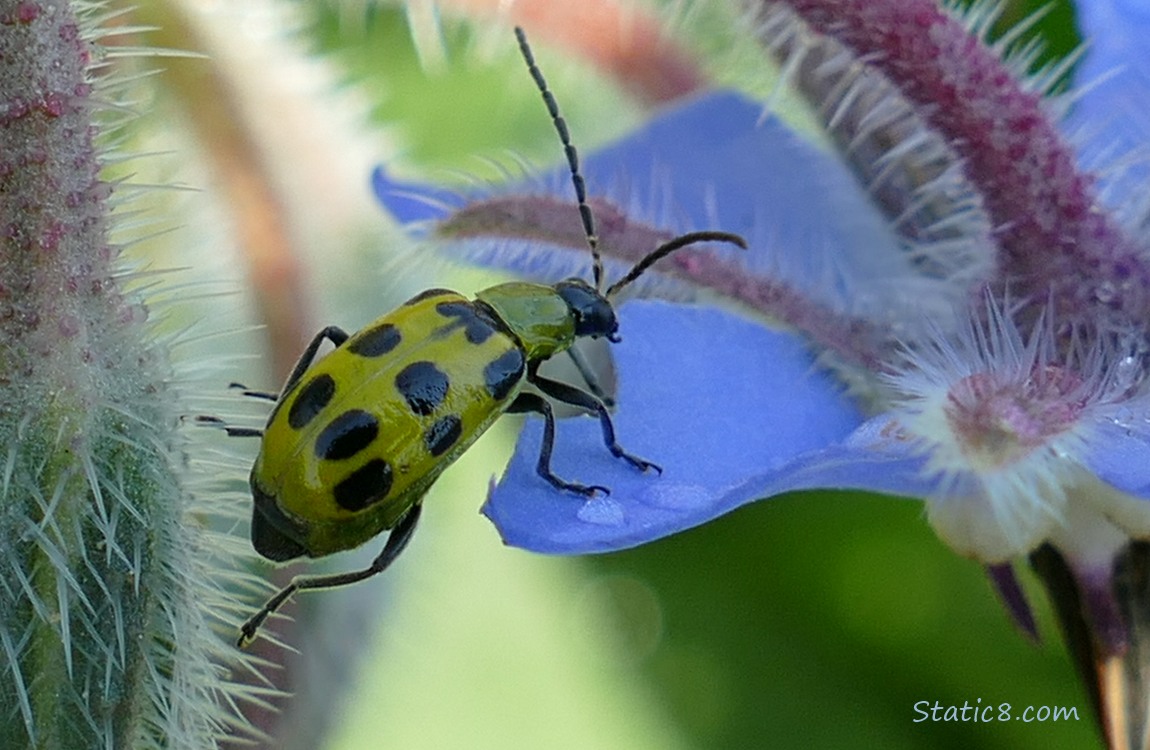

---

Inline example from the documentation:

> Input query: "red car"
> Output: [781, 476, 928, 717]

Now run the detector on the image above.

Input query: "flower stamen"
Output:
[945, 365, 1084, 470]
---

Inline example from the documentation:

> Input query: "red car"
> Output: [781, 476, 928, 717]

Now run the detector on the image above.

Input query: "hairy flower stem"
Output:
[1, 2, 247, 747]
[764, 0, 1150, 332]
[439, 193, 893, 369]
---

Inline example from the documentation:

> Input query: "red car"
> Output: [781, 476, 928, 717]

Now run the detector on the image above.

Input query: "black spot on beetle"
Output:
[395, 361, 449, 416]
[287, 373, 335, 430]
[403, 288, 455, 306]
[484, 348, 525, 401]
[424, 414, 462, 457]
[434, 300, 500, 345]
[347, 322, 401, 357]
[315, 409, 380, 461]
[333, 459, 394, 512]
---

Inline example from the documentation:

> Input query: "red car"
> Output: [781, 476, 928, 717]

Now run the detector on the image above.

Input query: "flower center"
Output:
[944, 365, 1083, 470]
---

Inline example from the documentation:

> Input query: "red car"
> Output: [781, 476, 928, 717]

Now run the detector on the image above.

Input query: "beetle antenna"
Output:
[605, 231, 748, 298]
[515, 26, 604, 292]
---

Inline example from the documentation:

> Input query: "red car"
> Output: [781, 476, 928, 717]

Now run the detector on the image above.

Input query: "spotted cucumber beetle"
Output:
[224, 26, 746, 647]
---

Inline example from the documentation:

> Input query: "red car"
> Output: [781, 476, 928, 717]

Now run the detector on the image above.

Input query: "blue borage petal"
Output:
[1072, 0, 1150, 139]
[572, 93, 902, 273]
[483, 300, 884, 554]
[1060, 2, 1150, 501]
[372, 165, 461, 224]
[482, 306, 1150, 555]
[374, 91, 910, 296]
[1067, 0, 1150, 208]
[1083, 416, 1150, 498]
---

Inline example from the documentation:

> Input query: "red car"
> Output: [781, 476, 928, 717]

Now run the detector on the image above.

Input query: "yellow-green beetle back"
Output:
[251, 289, 525, 559]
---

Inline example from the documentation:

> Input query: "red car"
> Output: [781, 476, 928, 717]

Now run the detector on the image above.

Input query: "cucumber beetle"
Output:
[224, 27, 746, 647]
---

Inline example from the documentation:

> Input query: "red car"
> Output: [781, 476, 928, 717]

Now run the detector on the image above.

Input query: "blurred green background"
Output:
[136, 0, 1102, 748]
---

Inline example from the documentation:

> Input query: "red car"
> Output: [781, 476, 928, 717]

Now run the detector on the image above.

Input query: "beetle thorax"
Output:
[476, 281, 578, 361]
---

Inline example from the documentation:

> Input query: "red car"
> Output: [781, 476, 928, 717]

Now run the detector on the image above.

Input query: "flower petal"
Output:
[1067, 0, 1150, 206]
[574, 93, 900, 262]
[375, 91, 912, 297]
[1073, 0, 1150, 130]
[371, 165, 461, 224]
[482, 300, 871, 553]
[1083, 414, 1150, 498]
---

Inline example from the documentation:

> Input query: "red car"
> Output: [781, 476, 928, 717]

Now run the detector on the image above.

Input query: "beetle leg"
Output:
[192, 415, 264, 438]
[507, 392, 609, 496]
[237, 503, 423, 648]
[528, 371, 662, 475]
[204, 327, 350, 442]
[565, 346, 615, 408]
[281, 325, 350, 395]
[229, 382, 280, 402]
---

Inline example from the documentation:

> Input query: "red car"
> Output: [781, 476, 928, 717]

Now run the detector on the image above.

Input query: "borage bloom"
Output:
[376, 1, 1150, 745]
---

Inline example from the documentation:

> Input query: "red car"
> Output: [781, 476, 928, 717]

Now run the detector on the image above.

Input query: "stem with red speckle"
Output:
[766, 0, 1150, 330]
